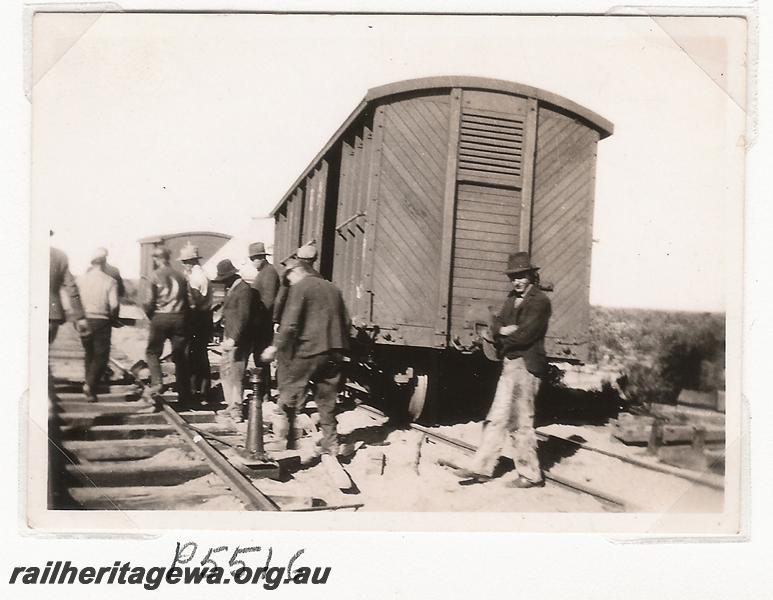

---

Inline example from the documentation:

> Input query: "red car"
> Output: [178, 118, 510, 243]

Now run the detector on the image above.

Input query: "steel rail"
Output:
[356, 404, 630, 510]
[535, 432, 724, 490]
[158, 401, 279, 511]
[109, 356, 280, 511]
[354, 397, 723, 491]
[408, 422, 631, 511]
[288, 503, 364, 512]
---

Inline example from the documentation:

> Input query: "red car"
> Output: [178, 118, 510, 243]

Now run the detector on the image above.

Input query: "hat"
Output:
[152, 246, 171, 260]
[505, 252, 539, 276]
[248, 242, 270, 258]
[296, 243, 317, 260]
[178, 242, 200, 261]
[212, 258, 239, 282]
[90, 247, 108, 264]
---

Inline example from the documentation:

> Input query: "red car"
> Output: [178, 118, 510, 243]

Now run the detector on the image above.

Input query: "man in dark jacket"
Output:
[49, 246, 89, 343]
[261, 258, 350, 458]
[248, 242, 279, 401]
[213, 259, 255, 423]
[143, 246, 191, 402]
[451, 252, 551, 488]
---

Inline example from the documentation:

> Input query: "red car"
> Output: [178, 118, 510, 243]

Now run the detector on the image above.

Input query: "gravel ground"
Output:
[70, 324, 725, 514]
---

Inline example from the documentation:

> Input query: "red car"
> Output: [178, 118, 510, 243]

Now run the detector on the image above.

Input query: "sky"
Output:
[32, 14, 747, 311]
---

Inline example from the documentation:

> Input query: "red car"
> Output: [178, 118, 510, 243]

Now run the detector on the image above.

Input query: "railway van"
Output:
[270, 77, 613, 421]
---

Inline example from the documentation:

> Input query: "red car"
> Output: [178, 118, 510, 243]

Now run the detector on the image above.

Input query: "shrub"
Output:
[589, 307, 725, 405]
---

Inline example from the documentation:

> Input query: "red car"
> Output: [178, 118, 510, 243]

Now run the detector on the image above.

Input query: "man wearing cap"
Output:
[272, 242, 321, 326]
[448, 251, 551, 488]
[142, 246, 192, 402]
[261, 258, 350, 460]
[212, 258, 255, 422]
[248, 242, 279, 399]
[77, 249, 120, 401]
[179, 242, 213, 400]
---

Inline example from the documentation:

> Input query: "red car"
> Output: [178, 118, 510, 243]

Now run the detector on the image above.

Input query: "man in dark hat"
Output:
[261, 258, 350, 463]
[142, 245, 192, 402]
[449, 251, 551, 488]
[213, 258, 255, 423]
[179, 242, 213, 400]
[248, 242, 279, 401]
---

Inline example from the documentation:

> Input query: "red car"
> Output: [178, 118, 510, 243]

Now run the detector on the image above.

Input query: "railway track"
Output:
[47, 326, 723, 514]
[48, 327, 360, 512]
[353, 401, 724, 513]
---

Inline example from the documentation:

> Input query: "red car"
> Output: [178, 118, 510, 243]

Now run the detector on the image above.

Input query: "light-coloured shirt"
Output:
[78, 267, 119, 320]
[187, 264, 213, 311]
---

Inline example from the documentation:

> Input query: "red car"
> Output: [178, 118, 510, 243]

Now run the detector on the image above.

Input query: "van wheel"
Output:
[407, 374, 428, 421]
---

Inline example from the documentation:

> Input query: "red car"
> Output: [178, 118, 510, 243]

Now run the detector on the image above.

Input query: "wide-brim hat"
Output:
[505, 251, 539, 276]
[248, 242, 270, 258]
[212, 258, 239, 282]
[178, 242, 201, 262]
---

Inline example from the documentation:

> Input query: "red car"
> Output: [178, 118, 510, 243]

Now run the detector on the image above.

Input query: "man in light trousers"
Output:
[449, 251, 551, 488]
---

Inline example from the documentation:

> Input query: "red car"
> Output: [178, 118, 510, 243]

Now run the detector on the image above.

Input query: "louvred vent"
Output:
[458, 108, 524, 187]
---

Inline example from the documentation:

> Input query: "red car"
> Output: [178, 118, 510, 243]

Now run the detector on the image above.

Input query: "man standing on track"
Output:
[49, 240, 89, 400]
[261, 258, 350, 463]
[213, 258, 255, 423]
[49, 244, 89, 345]
[142, 246, 192, 403]
[77, 249, 120, 401]
[448, 251, 551, 488]
[179, 243, 213, 401]
[248, 242, 279, 402]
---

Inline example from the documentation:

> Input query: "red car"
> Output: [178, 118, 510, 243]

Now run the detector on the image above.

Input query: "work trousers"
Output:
[188, 310, 213, 397]
[276, 351, 343, 455]
[80, 318, 112, 393]
[469, 357, 543, 483]
[221, 346, 250, 420]
[146, 313, 191, 399]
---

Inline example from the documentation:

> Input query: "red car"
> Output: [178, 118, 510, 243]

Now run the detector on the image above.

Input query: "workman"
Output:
[212, 258, 255, 423]
[77, 249, 120, 401]
[49, 239, 89, 400]
[261, 258, 350, 463]
[49, 244, 88, 345]
[272, 242, 320, 326]
[248, 241, 279, 401]
[447, 251, 551, 488]
[142, 246, 192, 402]
[179, 242, 214, 400]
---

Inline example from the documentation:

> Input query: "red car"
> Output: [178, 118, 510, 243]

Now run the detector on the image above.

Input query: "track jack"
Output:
[236, 369, 280, 479]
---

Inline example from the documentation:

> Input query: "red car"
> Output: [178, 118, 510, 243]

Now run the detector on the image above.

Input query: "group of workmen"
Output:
[50, 237, 551, 488]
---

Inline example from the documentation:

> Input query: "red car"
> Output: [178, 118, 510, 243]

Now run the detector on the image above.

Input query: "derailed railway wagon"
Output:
[271, 77, 613, 420]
